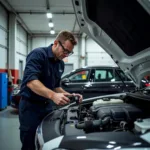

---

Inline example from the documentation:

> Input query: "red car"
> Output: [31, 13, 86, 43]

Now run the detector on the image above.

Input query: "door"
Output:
[0, 4, 8, 71]
[61, 69, 90, 96]
[82, 68, 124, 98]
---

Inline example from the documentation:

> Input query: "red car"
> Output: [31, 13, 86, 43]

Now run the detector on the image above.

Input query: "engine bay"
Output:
[41, 94, 150, 144]
[61, 97, 150, 136]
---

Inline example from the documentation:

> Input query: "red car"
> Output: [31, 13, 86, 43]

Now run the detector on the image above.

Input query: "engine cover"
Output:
[90, 103, 143, 122]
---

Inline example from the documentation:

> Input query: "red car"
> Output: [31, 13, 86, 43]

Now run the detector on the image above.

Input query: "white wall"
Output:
[86, 38, 117, 66]
[67, 44, 79, 69]
[16, 23, 28, 71]
[0, 4, 8, 69]
[32, 37, 79, 70]
[32, 37, 55, 49]
[0, 47, 7, 69]
[32, 36, 117, 70]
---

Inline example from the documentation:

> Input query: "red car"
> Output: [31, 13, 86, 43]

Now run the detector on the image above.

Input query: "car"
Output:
[11, 85, 21, 109]
[10, 79, 22, 109]
[61, 66, 137, 99]
[11, 66, 150, 109]
[35, 0, 150, 149]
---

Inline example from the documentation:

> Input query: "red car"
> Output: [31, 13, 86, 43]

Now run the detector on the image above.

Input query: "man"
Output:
[19, 30, 83, 150]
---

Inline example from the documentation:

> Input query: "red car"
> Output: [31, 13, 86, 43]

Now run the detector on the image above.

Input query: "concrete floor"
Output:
[0, 106, 21, 150]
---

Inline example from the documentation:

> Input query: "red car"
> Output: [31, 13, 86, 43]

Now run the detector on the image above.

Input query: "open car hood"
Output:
[72, 0, 150, 87]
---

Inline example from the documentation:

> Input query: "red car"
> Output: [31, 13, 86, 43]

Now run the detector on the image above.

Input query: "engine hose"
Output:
[101, 117, 110, 126]
[75, 117, 110, 130]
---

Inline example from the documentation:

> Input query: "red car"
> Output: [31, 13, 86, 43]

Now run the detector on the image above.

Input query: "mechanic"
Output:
[19, 30, 83, 150]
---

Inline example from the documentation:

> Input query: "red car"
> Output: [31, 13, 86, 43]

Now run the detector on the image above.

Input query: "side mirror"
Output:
[61, 78, 70, 84]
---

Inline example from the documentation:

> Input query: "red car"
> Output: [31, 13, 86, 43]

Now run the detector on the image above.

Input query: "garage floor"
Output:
[0, 107, 21, 150]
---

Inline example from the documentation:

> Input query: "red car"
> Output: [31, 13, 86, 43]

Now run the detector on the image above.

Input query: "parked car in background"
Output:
[61, 66, 136, 98]
[11, 66, 150, 109]
[11, 83, 21, 109]
[11, 79, 22, 109]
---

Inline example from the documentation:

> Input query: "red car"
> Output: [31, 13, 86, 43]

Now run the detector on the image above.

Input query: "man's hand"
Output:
[51, 93, 70, 105]
[72, 93, 83, 103]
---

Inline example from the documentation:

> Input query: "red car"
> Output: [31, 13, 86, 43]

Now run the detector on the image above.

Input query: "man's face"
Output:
[53, 40, 74, 60]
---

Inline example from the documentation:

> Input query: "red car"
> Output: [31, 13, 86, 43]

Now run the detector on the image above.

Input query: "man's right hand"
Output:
[51, 93, 70, 105]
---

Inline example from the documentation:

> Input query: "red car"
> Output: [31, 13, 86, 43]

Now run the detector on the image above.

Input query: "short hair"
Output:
[56, 30, 77, 45]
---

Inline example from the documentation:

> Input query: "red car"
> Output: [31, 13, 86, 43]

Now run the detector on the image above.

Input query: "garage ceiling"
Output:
[0, 0, 81, 36]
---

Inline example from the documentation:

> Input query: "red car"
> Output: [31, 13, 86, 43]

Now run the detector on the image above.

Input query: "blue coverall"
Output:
[19, 44, 64, 150]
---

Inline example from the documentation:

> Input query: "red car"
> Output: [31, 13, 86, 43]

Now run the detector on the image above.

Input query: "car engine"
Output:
[40, 96, 150, 146]
[62, 98, 146, 135]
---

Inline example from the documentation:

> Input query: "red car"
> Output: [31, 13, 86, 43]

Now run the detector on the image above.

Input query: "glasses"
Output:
[58, 41, 74, 56]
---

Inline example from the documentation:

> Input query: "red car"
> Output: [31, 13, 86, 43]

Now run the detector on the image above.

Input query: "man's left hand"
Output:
[72, 93, 83, 103]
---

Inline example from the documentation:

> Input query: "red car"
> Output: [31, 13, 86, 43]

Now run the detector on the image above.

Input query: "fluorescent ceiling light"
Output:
[50, 30, 55, 34]
[48, 22, 54, 27]
[46, 13, 52, 18]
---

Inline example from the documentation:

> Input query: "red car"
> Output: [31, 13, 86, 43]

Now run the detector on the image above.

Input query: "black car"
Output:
[35, 0, 150, 149]
[11, 66, 149, 109]
[61, 66, 136, 98]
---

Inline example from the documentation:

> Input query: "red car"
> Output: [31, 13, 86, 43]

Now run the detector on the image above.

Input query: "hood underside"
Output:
[72, 0, 150, 87]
